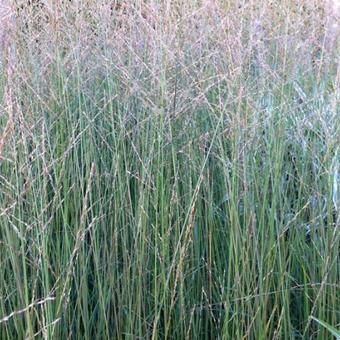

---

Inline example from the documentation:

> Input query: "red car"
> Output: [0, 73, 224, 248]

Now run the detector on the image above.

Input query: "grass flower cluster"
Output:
[0, 0, 339, 338]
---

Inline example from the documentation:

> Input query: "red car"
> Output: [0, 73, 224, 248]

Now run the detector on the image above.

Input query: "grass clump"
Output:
[0, 0, 339, 339]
